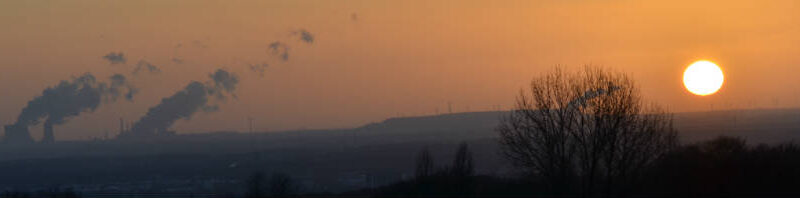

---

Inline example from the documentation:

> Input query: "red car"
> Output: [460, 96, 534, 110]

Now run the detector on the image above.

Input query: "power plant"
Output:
[2, 123, 56, 144]
[118, 69, 238, 140]
[2, 73, 136, 144]
[117, 120, 177, 139]
[1, 69, 237, 143]
[2, 124, 34, 144]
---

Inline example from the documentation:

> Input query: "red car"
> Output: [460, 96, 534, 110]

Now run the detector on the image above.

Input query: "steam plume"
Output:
[125, 69, 238, 137]
[292, 29, 314, 44]
[268, 42, 290, 61]
[249, 63, 269, 77]
[133, 60, 161, 75]
[102, 52, 127, 64]
[567, 86, 622, 109]
[171, 58, 184, 64]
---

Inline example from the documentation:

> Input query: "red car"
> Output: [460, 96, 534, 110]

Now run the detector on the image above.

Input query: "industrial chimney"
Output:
[41, 122, 54, 143]
[3, 124, 34, 144]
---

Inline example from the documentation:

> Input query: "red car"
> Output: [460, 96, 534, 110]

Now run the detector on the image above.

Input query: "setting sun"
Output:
[683, 60, 724, 96]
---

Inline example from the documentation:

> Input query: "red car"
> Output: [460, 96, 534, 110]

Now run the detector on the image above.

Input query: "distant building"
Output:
[115, 118, 177, 140]
[117, 128, 176, 140]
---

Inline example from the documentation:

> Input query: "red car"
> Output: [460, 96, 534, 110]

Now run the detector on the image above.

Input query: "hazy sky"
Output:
[1, 0, 799, 140]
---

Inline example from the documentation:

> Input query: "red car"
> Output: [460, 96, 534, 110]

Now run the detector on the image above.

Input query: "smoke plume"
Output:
[567, 86, 622, 110]
[4, 73, 137, 143]
[125, 69, 238, 137]
[249, 63, 269, 77]
[133, 60, 161, 75]
[171, 58, 184, 64]
[102, 52, 127, 64]
[292, 29, 314, 44]
[109, 74, 138, 101]
[268, 42, 290, 61]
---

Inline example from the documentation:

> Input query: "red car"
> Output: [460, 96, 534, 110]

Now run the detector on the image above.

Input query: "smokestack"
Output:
[3, 124, 33, 144]
[41, 122, 54, 143]
[248, 117, 254, 133]
[448, 102, 453, 114]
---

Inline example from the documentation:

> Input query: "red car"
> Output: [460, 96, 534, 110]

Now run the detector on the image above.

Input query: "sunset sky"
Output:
[1, 0, 799, 140]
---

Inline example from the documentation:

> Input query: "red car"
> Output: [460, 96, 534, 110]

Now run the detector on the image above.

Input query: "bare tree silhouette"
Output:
[448, 142, 476, 196]
[246, 172, 266, 198]
[450, 142, 474, 178]
[497, 66, 678, 197]
[415, 147, 435, 179]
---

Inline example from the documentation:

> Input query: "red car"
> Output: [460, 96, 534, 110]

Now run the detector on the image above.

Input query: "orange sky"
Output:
[1, 0, 799, 140]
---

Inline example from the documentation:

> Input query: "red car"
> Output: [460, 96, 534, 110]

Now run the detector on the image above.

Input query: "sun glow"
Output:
[683, 60, 724, 96]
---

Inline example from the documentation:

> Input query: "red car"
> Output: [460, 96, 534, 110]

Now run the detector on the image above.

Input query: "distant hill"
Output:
[355, 108, 800, 145]
[673, 108, 800, 144]
[2, 108, 800, 161]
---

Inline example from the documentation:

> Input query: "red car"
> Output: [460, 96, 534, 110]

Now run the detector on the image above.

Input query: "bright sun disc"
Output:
[683, 60, 724, 96]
